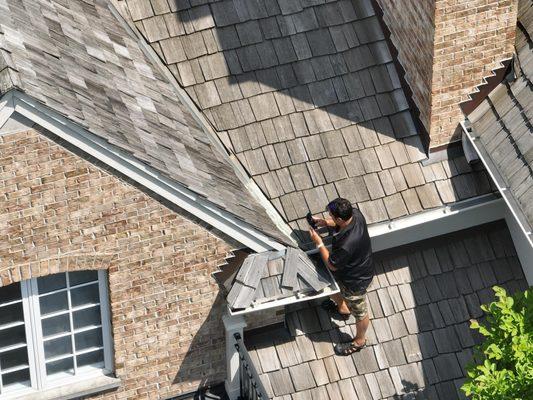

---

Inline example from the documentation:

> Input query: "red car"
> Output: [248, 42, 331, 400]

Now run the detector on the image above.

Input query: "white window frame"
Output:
[0, 270, 114, 399]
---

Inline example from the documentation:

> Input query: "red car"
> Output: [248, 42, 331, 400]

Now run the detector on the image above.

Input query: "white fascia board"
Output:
[11, 90, 285, 253]
[369, 194, 506, 252]
[461, 121, 533, 248]
[228, 284, 340, 316]
[0, 91, 15, 128]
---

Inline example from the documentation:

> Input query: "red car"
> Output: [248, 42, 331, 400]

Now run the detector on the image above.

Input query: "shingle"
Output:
[272, 37, 298, 64]
[286, 139, 309, 164]
[401, 309, 418, 335]
[237, 45, 263, 72]
[307, 29, 336, 56]
[383, 193, 408, 219]
[320, 158, 348, 183]
[401, 335, 422, 363]
[302, 135, 326, 160]
[256, 43, 280, 70]
[333, 354, 358, 380]
[400, 163, 425, 188]
[320, 130, 348, 157]
[364, 173, 385, 200]
[382, 339, 407, 367]
[194, 81, 222, 108]
[351, 345, 379, 374]
[434, 353, 463, 381]
[289, 363, 316, 391]
[309, 79, 339, 107]
[456, 348, 474, 375]
[244, 149, 269, 175]
[304, 108, 334, 133]
[323, 356, 341, 382]
[364, 373, 382, 400]
[372, 317, 393, 342]
[142, 15, 170, 42]
[400, 188, 422, 214]
[398, 362, 426, 390]
[358, 199, 388, 223]
[269, 368, 296, 396]
[388, 141, 410, 165]
[295, 334, 317, 362]
[388, 313, 408, 339]
[211, 1, 240, 26]
[464, 293, 483, 318]
[424, 275, 444, 302]
[292, 7, 320, 32]
[199, 52, 231, 80]
[256, 344, 281, 373]
[338, 378, 358, 399]
[309, 359, 330, 386]
[351, 375, 373, 400]
[249, 93, 280, 121]
[433, 326, 462, 354]
[359, 96, 382, 120]
[342, 72, 365, 100]
[374, 370, 396, 398]
[359, 148, 381, 173]
[307, 161, 327, 186]
[126, 0, 154, 21]
[455, 321, 475, 348]
[273, 115, 296, 141]
[274, 90, 296, 115]
[404, 135, 427, 162]
[341, 125, 364, 151]
[189, 5, 215, 31]
[303, 186, 329, 213]
[390, 111, 418, 138]
[236, 20, 263, 46]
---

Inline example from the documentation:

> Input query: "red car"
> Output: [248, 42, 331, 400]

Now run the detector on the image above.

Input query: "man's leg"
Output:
[330, 293, 350, 314]
[353, 314, 369, 346]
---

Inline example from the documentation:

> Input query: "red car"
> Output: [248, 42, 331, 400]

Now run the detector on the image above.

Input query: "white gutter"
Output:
[460, 121, 533, 248]
[4, 90, 285, 253]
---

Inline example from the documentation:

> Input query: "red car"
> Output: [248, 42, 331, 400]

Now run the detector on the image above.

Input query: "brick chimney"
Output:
[374, 0, 518, 149]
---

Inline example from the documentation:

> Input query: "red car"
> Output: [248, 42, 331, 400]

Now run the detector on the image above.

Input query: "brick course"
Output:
[0, 128, 237, 399]
[375, 0, 517, 147]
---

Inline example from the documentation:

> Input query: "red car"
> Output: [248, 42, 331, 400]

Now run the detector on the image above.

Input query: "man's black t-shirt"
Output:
[328, 208, 374, 291]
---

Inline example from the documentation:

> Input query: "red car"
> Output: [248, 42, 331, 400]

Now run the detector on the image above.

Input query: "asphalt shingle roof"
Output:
[115, 0, 495, 240]
[244, 222, 528, 399]
[469, 0, 533, 238]
[0, 0, 289, 243]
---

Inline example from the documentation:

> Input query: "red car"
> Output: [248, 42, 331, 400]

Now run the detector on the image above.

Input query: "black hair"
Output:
[326, 198, 353, 221]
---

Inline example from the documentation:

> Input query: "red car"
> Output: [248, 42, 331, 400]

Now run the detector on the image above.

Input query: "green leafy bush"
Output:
[462, 286, 533, 399]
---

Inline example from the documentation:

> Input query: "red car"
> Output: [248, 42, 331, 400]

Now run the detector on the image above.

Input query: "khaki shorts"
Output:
[339, 284, 368, 321]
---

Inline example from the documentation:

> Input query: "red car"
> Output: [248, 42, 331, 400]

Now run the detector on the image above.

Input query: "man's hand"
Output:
[310, 228, 337, 271]
[312, 216, 334, 228]
[309, 227, 323, 246]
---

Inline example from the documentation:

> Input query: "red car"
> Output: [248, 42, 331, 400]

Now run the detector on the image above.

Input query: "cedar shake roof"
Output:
[114, 0, 495, 241]
[0, 0, 289, 244]
[469, 0, 533, 240]
[244, 222, 528, 399]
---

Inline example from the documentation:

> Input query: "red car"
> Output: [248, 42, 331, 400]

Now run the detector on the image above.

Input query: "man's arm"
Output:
[309, 228, 337, 271]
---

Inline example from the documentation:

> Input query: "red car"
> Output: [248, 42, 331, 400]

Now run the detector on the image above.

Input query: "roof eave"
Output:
[1, 90, 288, 253]
[461, 120, 533, 247]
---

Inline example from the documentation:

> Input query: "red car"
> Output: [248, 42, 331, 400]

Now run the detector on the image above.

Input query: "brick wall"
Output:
[374, 0, 436, 134]
[375, 0, 517, 147]
[0, 128, 238, 398]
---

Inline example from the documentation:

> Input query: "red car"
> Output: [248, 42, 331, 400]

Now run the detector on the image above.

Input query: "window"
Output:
[0, 270, 113, 398]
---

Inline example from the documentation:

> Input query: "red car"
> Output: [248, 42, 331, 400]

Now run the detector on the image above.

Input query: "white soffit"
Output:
[0, 90, 285, 253]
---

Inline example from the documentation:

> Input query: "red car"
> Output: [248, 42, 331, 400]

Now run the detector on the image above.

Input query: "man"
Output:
[309, 197, 374, 356]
